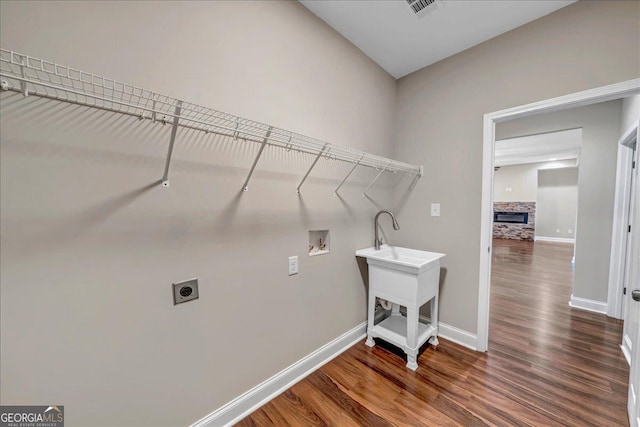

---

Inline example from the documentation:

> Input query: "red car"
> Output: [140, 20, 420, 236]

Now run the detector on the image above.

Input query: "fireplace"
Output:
[494, 211, 529, 224]
[492, 202, 536, 241]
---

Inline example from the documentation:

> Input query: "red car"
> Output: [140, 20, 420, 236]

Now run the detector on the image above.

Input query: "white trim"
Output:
[191, 322, 366, 427]
[478, 78, 640, 352]
[534, 236, 575, 243]
[438, 322, 478, 351]
[478, 112, 496, 352]
[417, 315, 478, 350]
[568, 294, 608, 314]
[607, 124, 638, 319]
[623, 334, 633, 366]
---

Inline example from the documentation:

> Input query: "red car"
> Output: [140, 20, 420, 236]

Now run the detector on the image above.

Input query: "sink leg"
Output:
[406, 306, 419, 370]
[406, 355, 418, 371]
[431, 290, 439, 338]
[429, 336, 439, 347]
[366, 294, 377, 348]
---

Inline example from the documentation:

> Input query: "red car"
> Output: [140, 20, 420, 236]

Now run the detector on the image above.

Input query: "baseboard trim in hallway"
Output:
[569, 294, 608, 314]
[191, 322, 366, 427]
[534, 236, 576, 243]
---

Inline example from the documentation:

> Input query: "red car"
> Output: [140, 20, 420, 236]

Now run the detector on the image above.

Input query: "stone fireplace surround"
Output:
[493, 201, 536, 241]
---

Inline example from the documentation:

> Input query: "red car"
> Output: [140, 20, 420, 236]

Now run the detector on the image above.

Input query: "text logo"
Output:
[0, 405, 64, 427]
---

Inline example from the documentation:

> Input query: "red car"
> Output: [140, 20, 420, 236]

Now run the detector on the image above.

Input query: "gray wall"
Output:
[497, 101, 622, 303]
[494, 163, 538, 202]
[393, 0, 639, 333]
[537, 167, 579, 239]
[494, 159, 577, 202]
[0, 2, 398, 426]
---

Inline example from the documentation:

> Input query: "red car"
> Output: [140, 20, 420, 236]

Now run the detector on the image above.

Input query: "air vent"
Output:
[406, 0, 441, 18]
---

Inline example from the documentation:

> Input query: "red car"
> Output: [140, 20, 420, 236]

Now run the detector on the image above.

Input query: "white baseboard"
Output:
[535, 236, 576, 243]
[417, 315, 478, 351]
[568, 294, 608, 314]
[622, 335, 632, 366]
[191, 322, 366, 427]
[437, 322, 478, 351]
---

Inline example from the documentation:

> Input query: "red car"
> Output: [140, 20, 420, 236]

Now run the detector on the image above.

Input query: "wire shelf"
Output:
[0, 48, 422, 190]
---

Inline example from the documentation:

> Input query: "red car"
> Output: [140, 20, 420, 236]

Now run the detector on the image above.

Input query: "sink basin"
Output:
[355, 245, 445, 274]
[356, 244, 445, 370]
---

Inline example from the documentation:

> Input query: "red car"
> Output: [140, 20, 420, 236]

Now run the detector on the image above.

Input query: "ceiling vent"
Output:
[406, 0, 441, 18]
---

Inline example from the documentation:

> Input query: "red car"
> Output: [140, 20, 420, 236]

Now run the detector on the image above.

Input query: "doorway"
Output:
[477, 79, 640, 352]
[491, 127, 581, 342]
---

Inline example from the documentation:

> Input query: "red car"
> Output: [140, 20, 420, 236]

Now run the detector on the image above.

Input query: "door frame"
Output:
[477, 78, 640, 352]
[621, 126, 639, 365]
[608, 124, 638, 321]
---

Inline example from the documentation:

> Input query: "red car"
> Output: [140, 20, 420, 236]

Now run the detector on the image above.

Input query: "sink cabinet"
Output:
[356, 245, 445, 370]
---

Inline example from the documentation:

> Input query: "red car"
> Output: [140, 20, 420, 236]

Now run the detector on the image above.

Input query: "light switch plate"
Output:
[288, 256, 299, 276]
[173, 278, 199, 305]
[431, 203, 440, 217]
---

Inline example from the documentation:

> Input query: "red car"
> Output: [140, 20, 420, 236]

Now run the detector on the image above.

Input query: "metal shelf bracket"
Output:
[297, 143, 328, 194]
[233, 117, 239, 140]
[334, 154, 364, 196]
[151, 96, 158, 123]
[161, 100, 183, 187]
[242, 126, 273, 192]
[363, 161, 392, 196]
[19, 59, 28, 97]
[406, 166, 424, 191]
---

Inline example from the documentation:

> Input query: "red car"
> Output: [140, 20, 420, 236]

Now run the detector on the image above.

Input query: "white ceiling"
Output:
[300, 0, 576, 78]
[495, 128, 582, 167]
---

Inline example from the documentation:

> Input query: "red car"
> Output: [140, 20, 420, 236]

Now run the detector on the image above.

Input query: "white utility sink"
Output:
[356, 245, 445, 370]
[355, 245, 445, 274]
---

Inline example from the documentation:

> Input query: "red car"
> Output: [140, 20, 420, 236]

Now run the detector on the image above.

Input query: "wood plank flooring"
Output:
[237, 239, 629, 426]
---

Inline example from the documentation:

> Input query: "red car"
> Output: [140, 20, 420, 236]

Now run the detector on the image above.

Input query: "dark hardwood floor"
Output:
[237, 239, 629, 426]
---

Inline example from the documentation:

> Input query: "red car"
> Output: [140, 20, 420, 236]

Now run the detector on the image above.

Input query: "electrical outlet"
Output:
[173, 278, 199, 305]
[568, 229, 573, 234]
[288, 256, 298, 276]
[556, 229, 560, 233]
[431, 203, 440, 217]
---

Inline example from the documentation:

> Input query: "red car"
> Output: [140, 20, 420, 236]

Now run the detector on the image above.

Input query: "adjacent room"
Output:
[1, 1, 639, 426]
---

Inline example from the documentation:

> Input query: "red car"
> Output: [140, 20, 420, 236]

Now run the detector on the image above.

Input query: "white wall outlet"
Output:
[568, 229, 573, 234]
[431, 203, 440, 217]
[556, 229, 561, 233]
[288, 256, 298, 276]
[173, 278, 199, 305]
[505, 187, 513, 192]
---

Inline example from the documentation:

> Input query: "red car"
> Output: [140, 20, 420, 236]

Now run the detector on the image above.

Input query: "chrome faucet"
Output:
[374, 210, 400, 250]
